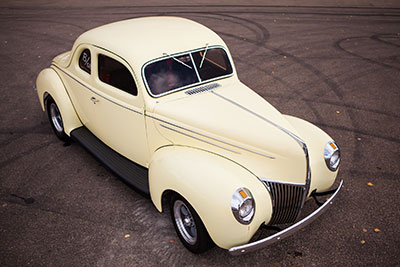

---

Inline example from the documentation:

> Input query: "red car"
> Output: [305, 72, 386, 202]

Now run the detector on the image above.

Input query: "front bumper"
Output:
[229, 179, 343, 256]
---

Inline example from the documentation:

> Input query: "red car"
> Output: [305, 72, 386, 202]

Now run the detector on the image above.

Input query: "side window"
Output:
[98, 54, 138, 96]
[79, 49, 91, 74]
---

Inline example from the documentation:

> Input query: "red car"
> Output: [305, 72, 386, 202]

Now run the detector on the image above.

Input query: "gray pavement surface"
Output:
[1, 1, 399, 266]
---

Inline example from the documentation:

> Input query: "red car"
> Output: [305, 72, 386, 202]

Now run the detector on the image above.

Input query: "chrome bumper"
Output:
[229, 179, 343, 256]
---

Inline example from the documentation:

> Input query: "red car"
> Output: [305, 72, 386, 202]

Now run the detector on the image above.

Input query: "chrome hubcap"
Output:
[50, 103, 63, 133]
[174, 200, 197, 245]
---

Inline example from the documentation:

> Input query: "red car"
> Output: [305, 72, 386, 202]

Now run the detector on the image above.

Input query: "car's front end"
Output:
[141, 37, 342, 254]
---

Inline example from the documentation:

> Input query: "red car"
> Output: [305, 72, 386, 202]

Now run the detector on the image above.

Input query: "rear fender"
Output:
[149, 145, 272, 249]
[36, 67, 82, 135]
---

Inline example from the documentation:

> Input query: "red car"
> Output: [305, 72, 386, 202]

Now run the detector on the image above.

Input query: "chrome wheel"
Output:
[49, 102, 63, 133]
[174, 200, 197, 245]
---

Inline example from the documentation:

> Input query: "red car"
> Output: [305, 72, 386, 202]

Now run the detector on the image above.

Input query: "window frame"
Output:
[142, 45, 234, 98]
[78, 48, 92, 74]
[97, 53, 138, 96]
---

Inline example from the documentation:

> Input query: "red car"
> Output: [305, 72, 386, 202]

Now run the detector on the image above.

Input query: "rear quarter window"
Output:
[98, 54, 138, 96]
[79, 49, 91, 74]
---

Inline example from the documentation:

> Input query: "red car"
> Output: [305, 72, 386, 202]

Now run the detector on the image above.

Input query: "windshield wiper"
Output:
[199, 43, 209, 68]
[163, 52, 192, 69]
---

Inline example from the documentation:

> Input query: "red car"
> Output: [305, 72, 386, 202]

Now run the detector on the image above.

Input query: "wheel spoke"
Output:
[180, 205, 188, 216]
[174, 199, 197, 245]
[189, 225, 196, 237]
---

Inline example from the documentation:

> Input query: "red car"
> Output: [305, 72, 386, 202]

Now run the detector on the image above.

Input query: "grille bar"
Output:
[265, 181, 306, 225]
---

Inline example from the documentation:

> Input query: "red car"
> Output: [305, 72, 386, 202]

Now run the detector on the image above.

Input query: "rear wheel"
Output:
[170, 194, 213, 253]
[46, 96, 70, 142]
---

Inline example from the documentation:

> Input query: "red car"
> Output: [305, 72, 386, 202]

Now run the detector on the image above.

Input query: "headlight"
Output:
[231, 188, 255, 225]
[324, 141, 341, 171]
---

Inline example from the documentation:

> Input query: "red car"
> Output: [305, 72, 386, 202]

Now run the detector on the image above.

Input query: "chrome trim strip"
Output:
[159, 124, 240, 154]
[211, 91, 304, 146]
[52, 64, 143, 115]
[211, 91, 311, 206]
[146, 114, 275, 159]
[260, 178, 305, 186]
[229, 179, 343, 256]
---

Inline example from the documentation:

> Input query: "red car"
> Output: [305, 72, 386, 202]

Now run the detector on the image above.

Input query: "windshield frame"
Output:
[142, 45, 235, 98]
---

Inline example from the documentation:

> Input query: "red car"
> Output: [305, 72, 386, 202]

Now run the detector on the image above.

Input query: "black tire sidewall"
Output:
[170, 194, 212, 254]
[46, 96, 70, 142]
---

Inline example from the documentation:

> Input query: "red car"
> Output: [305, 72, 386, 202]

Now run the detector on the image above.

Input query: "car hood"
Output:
[151, 81, 307, 183]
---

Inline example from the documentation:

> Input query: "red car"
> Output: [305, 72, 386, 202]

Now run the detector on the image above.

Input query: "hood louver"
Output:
[185, 83, 220, 95]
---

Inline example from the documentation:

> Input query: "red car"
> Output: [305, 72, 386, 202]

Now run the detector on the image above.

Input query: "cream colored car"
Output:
[36, 17, 343, 255]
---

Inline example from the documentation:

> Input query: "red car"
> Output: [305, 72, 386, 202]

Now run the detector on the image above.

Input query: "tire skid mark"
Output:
[2, 5, 400, 18]
[334, 35, 400, 71]
[189, 13, 266, 60]
[316, 123, 400, 144]
[215, 12, 270, 45]
[0, 139, 56, 169]
[1, 26, 74, 47]
[232, 56, 303, 101]
[210, 15, 357, 148]
[210, 13, 398, 149]
[265, 94, 400, 119]
[211, 13, 344, 101]
[371, 33, 400, 48]
[215, 29, 345, 102]
[0, 123, 50, 148]
[0, 193, 143, 234]
[0, 18, 86, 31]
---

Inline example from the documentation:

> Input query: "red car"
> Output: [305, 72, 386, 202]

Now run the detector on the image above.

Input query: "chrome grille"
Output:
[265, 181, 306, 225]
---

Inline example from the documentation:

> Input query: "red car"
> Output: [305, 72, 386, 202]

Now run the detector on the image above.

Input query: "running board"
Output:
[70, 127, 149, 195]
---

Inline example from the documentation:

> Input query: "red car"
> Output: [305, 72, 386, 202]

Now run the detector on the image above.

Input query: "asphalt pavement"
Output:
[0, 1, 399, 266]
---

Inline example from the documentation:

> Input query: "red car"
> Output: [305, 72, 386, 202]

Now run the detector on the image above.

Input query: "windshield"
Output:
[144, 47, 233, 96]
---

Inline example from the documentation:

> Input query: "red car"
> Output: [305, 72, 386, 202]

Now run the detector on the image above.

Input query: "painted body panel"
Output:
[284, 115, 339, 193]
[151, 79, 307, 185]
[36, 68, 82, 135]
[72, 17, 227, 80]
[55, 45, 150, 166]
[149, 145, 272, 249]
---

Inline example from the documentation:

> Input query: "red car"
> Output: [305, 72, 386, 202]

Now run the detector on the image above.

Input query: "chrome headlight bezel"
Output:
[231, 188, 255, 225]
[324, 141, 341, 171]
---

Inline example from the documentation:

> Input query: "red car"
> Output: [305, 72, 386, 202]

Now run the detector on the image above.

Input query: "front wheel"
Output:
[170, 194, 213, 253]
[46, 96, 70, 142]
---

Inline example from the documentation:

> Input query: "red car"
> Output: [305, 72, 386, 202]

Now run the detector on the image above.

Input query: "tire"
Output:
[170, 194, 213, 253]
[46, 96, 70, 142]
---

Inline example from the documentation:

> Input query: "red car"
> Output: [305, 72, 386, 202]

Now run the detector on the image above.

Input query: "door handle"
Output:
[90, 96, 99, 104]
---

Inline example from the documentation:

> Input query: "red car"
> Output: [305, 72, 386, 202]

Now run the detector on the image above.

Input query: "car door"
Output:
[87, 47, 149, 167]
[63, 45, 96, 130]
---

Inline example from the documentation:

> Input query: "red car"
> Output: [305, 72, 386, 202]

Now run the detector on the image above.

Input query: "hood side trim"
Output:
[211, 91, 311, 207]
[159, 124, 240, 154]
[146, 114, 275, 159]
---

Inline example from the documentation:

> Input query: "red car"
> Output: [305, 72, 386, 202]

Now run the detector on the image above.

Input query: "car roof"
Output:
[73, 17, 228, 71]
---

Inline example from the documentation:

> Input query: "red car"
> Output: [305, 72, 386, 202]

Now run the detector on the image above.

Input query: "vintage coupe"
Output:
[36, 17, 342, 255]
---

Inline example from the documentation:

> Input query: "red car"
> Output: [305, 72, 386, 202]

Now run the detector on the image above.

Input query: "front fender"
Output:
[284, 115, 339, 193]
[36, 67, 82, 135]
[149, 145, 272, 249]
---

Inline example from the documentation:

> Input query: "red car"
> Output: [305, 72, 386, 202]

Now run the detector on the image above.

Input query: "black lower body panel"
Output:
[70, 126, 149, 195]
